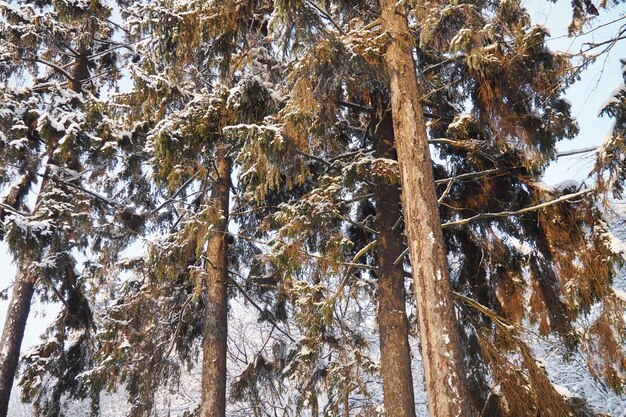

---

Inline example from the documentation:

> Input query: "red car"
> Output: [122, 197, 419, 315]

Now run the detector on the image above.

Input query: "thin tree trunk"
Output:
[200, 144, 232, 417]
[0, 168, 39, 417]
[0, 269, 35, 417]
[378, 3, 474, 416]
[373, 112, 417, 417]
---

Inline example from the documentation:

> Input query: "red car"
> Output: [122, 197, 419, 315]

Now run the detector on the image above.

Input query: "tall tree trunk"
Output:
[200, 144, 232, 417]
[0, 269, 35, 417]
[374, 111, 417, 417]
[378, 3, 474, 416]
[0, 168, 38, 417]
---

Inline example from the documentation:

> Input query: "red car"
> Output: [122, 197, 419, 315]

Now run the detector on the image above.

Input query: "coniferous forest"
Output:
[1, 0, 626, 416]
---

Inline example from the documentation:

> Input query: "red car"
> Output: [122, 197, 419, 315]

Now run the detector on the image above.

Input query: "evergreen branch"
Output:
[437, 166, 456, 203]
[164, 295, 194, 359]
[57, 42, 80, 58]
[339, 214, 378, 235]
[581, 25, 626, 54]
[91, 37, 135, 51]
[0, 202, 30, 217]
[337, 100, 373, 113]
[422, 57, 460, 74]
[434, 145, 597, 186]
[234, 232, 377, 270]
[428, 138, 482, 148]
[227, 273, 296, 343]
[294, 150, 331, 166]
[328, 149, 372, 163]
[149, 174, 198, 216]
[441, 188, 593, 229]
[305, 0, 345, 35]
[39, 172, 118, 208]
[393, 248, 408, 266]
[297, 249, 378, 270]
[14, 57, 75, 83]
[106, 18, 131, 35]
[361, 18, 382, 31]
[0, 168, 37, 222]
[340, 193, 374, 204]
[453, 291, 515, 331]
[87, 45, 129, 60]
[337, 100, 447, 120]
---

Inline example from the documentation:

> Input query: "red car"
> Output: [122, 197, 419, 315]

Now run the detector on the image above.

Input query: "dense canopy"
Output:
[1, 0, 626, 416]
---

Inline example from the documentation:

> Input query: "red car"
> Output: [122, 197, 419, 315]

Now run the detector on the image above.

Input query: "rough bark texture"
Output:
[378, 3, 474, 416]
[200, 144, 232, 417]
[0, 271, 35, 417]
[374, 112, 417, 417]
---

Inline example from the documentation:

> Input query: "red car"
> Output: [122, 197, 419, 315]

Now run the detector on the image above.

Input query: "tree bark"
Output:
[0, 269, 35, 417]
[0, 169, 38, 417]
[378, 3, 474, 416]
[373, 112, 417, 417]
[200, 144, 232, 417]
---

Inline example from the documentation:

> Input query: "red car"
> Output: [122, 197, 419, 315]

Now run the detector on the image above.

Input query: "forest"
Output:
[1, 0, 626, 416]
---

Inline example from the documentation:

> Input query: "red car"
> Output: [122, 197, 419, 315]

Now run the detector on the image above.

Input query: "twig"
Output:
[149, 174, 198, 216]
[437, 166, 456, 204]
[393, 248, 408, 266]
[14, 57, 75, 83]
[453, 291, 514, 330]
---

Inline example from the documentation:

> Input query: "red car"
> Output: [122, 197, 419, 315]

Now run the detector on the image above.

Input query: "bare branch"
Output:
[305, 0, 346, 35]
[556, 146, 597, 158]
[441, 188, 593, 229]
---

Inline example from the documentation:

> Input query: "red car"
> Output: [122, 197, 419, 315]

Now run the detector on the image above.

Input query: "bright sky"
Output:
[0, 0, 625, 384]
[530, 0, 626, 184]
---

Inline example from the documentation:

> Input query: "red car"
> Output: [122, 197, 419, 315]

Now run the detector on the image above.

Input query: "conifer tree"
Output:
[50, 2, 287, 416]
[0, 1, 126, 415]
[248, 1, 625, 415]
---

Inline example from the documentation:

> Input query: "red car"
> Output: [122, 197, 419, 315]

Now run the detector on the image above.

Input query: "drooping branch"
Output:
[330, 239, 378, 304]
[227, 273, 296, 343]
[38, 172, 118, 208]
[12, 57, 75, 83]
[441, 188, 593, 229]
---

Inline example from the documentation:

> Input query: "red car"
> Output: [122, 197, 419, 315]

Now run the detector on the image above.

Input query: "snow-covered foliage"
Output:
[1, 0, 626, 417]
